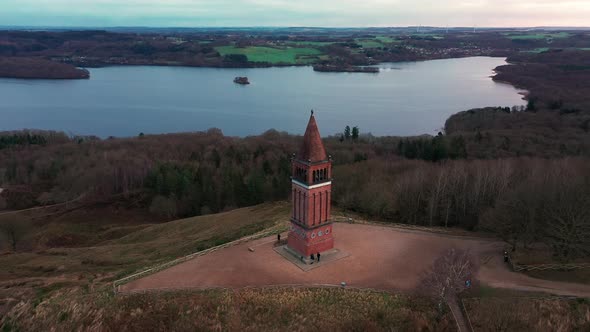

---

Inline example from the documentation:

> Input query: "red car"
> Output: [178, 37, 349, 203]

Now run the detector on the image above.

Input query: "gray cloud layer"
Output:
[2, 0, 588, 27]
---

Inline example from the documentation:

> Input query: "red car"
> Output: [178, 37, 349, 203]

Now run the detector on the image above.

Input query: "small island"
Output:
[313, 64, 379, 73]
[234, 76, 250, 85]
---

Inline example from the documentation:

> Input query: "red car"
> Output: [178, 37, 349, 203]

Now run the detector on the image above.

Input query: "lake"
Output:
[0, 57, 524, 138]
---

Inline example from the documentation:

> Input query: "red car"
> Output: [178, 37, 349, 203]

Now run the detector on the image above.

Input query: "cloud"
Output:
[1, 0, 588, 27]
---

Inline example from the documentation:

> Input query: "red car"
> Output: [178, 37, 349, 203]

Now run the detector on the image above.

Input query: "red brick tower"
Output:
[288, 111, 334, 257]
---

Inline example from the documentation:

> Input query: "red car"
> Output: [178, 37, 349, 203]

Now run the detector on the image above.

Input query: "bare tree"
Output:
[420, 248, 478, 315]
[0, 215, 32, 252]
[541, 178, 590, 261]
[480, 181, 542, 252]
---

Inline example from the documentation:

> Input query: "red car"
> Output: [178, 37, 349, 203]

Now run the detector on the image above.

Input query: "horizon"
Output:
[2, 25, 590, 30]
[2, 0, 589, 28]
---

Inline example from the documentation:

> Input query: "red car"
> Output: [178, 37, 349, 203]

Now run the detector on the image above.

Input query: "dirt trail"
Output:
[121, 223, 590, 298]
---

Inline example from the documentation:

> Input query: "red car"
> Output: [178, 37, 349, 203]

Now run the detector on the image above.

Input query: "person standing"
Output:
[277, 233, 281, 243]
[317, 252, 321, 263]
[310, 253, 315, 264]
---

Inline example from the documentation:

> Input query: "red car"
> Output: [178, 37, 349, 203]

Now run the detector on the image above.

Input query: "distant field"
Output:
[522, 47, 550, 53]
[375, 36, 398, 43]
[215, 45, 322, 64]
[288, 37, 399, 49]
[287, 41, 336, 47]
[411, 33, 444, 39]
[505, 32, 571, 40]
[355, 39, 384, 48]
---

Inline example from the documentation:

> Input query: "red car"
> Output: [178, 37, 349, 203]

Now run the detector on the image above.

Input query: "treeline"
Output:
[0, 130, 73, 150]
[0, 127, 399, 213]
[397, 134, 467, 161]
[0, 128, 399, 213]
[444, 107, 590, 159]
[0, 129, 299, 216]
[333, 157, 590, 261]
[2, 123, 589, 213]
[1, 127, 589, 260]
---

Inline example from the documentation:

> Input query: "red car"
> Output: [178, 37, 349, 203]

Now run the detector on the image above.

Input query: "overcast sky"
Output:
[2, 0, 589, 27]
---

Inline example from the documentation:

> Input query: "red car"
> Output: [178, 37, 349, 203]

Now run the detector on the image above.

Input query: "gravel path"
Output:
[121, 223, 590, 298]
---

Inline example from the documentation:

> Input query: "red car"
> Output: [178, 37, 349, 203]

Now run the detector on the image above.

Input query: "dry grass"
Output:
[1, 202, 290, 281]
[6, 287, 454, 332]
[463, 297, 590, 332]
[0, 202, 289, 326]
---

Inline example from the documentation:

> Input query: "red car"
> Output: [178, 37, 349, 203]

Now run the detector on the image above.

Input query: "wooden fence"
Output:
[509, 260, 590, 272]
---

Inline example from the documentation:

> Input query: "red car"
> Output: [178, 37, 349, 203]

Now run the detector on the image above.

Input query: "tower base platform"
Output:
[273, 244, 350, 272]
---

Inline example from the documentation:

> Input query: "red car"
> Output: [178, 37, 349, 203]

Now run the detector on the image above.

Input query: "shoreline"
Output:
[0, 55, 512, 80]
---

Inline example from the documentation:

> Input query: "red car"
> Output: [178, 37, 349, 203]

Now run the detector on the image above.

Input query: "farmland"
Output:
[215, 45, 322, 64]
[504, 32, 572, 40]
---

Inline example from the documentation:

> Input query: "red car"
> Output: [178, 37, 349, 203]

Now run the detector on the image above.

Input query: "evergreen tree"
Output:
[352, 126, 359, 140]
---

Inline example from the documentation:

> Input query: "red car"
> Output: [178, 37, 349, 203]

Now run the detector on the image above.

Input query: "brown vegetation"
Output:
[495, 50, 590, 111]
[0, 57, 89, 79]
[0, 202, 288, 324]
[420, 248, 478, 320]
[1, 127, 589, 263]
[0, 215, 32, 251]
[463, 297, 590, 332]
[4, 288, 454, 332]
[334, 157, 590, 258]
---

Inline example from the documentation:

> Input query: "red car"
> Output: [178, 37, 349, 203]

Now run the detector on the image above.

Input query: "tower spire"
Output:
[297, 111, 327, 163]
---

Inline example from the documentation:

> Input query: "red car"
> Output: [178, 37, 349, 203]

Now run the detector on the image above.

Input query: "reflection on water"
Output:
[0, 57, 525, 138]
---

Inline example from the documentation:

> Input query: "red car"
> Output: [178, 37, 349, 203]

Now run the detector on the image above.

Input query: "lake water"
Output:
[0, 57, 524, 138]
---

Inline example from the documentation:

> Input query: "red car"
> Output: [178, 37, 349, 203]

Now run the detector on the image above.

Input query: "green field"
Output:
[411, 33, 444, 40]
[505, 32, 571, 40]
[286, 41, 336, 47]
[355, 39, 384, 48]
[375, 36, 397, 43]
[522, 47, 550, 53]
[215, 45, 322, 64]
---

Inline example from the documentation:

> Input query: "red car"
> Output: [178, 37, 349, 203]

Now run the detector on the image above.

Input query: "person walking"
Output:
[277, 233, 281, 243]
[317, 252, 321, 263]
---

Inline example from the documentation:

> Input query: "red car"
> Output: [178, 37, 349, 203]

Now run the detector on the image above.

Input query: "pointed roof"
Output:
[297, 111, 328, 162]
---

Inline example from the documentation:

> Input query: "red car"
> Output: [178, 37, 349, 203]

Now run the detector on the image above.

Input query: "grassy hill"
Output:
[2, 202, 589, 331]
[0, 202, 458, 331]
